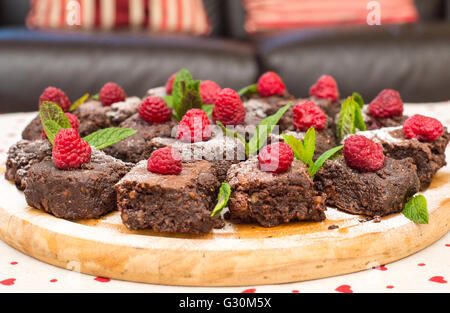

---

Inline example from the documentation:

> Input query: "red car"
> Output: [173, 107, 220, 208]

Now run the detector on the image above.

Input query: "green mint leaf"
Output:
[336, 97, 356, 142]
[172, 69, 203, 121]
[402, 195, 428, 224]
[39, 101, 71, 145]
[238, 84, 258, 97]
[303, 127, 316, 167]
[354, 100, 367, 131]
[82, 127, 137, 150]
[163, 95, 174, 108]
[216, 121, 249, 157]
[69, 93, 89, 112]
[248, 102, 291, 155]
[352, 92, 364, 109]
[281, 134, 308, 164]
[91, 93, 99, 101]
[210, 182, 232, 217]
[201, 104, 214, 116]
[309, 145, 344, 178]
[43, 120, 63, 145]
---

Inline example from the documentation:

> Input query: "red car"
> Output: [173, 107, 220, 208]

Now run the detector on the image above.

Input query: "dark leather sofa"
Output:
[0, 0, 449, 113]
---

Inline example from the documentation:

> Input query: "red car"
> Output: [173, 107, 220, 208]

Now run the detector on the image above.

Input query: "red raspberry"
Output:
[200, 80, 222, 104]
[147, 147, 182, 175]
[52, 128, 91, 170]
[99, 82, 126, 106]
[369, 89, 403, 118]
[292, 100, 327, 131]
[257, 72, 286, 97]
[258, 142, 294, 173]
[309, 75, 339, 102]
[403, 114, 444, 142]
[176, 109, 212, 143]
[39, 87, 71, 112]
[165, 73, 177, 94]
[343, 135, 385, 172]
[138, 96, 171, 124]
[42, 113, 79, 139]
[212, 88, 246, 126]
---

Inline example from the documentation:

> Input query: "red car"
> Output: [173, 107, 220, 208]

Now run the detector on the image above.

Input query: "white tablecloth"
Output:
[0, 103, 449, 293]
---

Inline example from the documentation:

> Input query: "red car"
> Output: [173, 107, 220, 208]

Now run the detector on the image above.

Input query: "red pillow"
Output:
[243, 0, 418, 34]
[26, 0, 211, 36]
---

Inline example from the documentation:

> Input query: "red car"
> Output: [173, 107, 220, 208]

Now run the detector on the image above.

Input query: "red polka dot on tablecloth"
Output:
[418, 263, 426, 267]
[0, 278, 16, 286]
[445, 244, 450, 247]
[241, 288, 256, 293]
[94, 277, 110, 283]
[335, 285, 353, 293]
[10, 262, 18, 265]
[429, 276, 447, 284]
[50, 279, 58, 283]
[373, 265, 388, 271]
[386, 285, 394, 289]
[292, 290, 299, 293]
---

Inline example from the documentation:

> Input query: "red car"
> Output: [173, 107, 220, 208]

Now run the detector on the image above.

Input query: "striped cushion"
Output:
[26, 0, 211, 36]
[243, 0, 419, 34]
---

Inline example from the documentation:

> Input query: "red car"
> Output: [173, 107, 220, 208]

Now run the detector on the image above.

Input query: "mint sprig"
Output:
[210, 182, 232, 217]
[238, 84, 258, 97]
[69, 93, 89, 112]
[217, 102, 291, 157]
[201, 104, 214, 116]
[402, 195, 428, 224]
[352, 92, 364, 109]
[91, 93, 99, 101]
[39, 101, 71, 145]
[282, 127, 343, 178]
[336, 95, 367, 142]
[82, 127, 137, 150]
[171, 69, 203, 121]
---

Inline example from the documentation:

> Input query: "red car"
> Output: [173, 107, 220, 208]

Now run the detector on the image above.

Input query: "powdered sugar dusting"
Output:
[106, 97, 142, 123]
[146, 87, 167, 98]
[343, 126, 403, 144]
[244, 99, 270, 125]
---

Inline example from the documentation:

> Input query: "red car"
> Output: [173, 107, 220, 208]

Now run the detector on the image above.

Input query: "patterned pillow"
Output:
[26, 0, 211, 36]
[243, 0, 418, 34]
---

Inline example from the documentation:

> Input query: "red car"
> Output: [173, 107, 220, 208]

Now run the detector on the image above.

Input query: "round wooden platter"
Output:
[0, 168, 449, 287]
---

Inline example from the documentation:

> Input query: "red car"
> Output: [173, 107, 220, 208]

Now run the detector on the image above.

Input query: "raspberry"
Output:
[403, 114, 444, 142]
[343, 135, 385, 172]
[52, 128, 91, 170]
[176, 109, 212, 143]
[39, 87, 71, 112]
[99, 82, 126, 106]
[200, 80, 221, 104]
[165, 73, 177, 94]
[212, 88, 246, 126]
[258, 142, 294, 173]
[257, 72, 286, 97]
[147, 147, 182, 175]
[138, 96, 171, 124]
[309, 75, 339, 102]
[42, 113, 79, 139]
[292, 100, 327, 131]
[368, 89, 403, 118]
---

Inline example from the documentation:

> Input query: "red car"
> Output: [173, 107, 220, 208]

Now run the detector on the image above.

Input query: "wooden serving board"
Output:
[0, 167, 448, 287]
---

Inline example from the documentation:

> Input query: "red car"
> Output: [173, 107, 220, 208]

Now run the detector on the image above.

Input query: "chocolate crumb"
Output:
[328, 224, 339, 230]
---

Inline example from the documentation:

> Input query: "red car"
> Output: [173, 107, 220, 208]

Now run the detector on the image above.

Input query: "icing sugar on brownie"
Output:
[106, 96, 142, 124]
[347, 126, 404, 144]
[146, 86, 167, 98]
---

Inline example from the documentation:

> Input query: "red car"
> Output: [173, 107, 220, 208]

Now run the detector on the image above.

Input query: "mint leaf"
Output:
[247, 102, 291, 155]
[352, 92, 364, 109]
[336, 97, 356, 142]
[91, 93, 99, 101]
[83, 127, 137, 150]
[43, 120, 63, 145]
[201, 104, 214, 116]
[210, 182, 232, 217]
[281, 134, 308, 164]
[309, 145, 344, 178]
[172, 69, 203, 121]
[303, 127, 316, 167]
[39, 101, 71, 145]
[238, 84, 258, 97]
[402, 195, 428, 224]
[216, 121, 249, 157]
[163, 95, 174, 108]
[69, 93, 89, 112]
[354, 101, 367, 131]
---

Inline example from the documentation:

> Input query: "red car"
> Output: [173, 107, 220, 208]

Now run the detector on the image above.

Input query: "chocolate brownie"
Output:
[116, 160, 223, 234]
[21, 97, 141, 140]
[150, 127, 246, 181]
[313, 97, 342, 120]
[361, 106, 408, 130]
[5, 139, 52, 190]
[24, 148, 132, 220]
[353, 126, 450, 190]
[314, 155, 421, 216]
[103, 113, 177, 163]
[226, 157, 326, 227]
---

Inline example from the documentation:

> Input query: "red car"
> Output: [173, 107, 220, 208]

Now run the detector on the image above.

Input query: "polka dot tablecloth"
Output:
[0, 103, 449, 293]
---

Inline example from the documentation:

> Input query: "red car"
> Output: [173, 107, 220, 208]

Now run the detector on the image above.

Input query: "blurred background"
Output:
[0, 0, 449, 112]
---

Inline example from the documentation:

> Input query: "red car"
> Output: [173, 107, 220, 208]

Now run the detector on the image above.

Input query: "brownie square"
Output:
[24, 148, 132, 220]
[354, 126, 450, 190]
[314, 155, 421, 217]
[226, 157, 326, 227]
[21, 97, 141, 140]
[115, 160, 223, 234]
[5, 139, 52, 190]
[150, 128, 246, 181]
[103, 113, 177, 163]
[361, 106, 408, 130]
